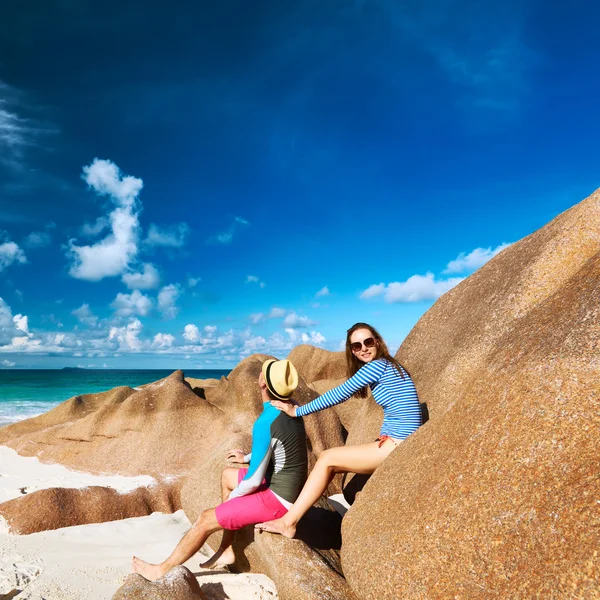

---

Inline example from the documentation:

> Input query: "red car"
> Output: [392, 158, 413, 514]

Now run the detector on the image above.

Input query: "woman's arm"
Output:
[294, 359, 386, 417]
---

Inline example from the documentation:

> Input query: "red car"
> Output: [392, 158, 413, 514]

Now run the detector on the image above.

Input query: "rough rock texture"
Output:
[0, 370, 227, 477]
[113, 566, 205, 600]
[0, 482, 181, 534]
[287, 344, 347, 383]
[342, 191, 600, 599]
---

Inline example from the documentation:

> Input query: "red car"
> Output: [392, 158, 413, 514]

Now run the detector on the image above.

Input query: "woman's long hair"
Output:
[345, 322, 406, 398]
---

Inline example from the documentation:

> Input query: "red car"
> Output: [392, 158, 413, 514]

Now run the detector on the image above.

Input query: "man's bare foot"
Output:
[131, 556, 168, 581]
[254, 518, 296, 538]
[199, 546, 236, 569]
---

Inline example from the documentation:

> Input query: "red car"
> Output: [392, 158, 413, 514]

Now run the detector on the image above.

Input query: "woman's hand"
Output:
[226, 449, 246, 463]
[270, 400, 297, 417]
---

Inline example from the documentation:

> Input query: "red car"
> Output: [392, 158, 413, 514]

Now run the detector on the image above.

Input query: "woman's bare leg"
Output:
[256, 439, 397, 538]
[200, 467, 239, 568]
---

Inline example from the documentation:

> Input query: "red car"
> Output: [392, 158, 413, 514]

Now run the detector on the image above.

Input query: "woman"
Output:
[255, 322, 421, 538]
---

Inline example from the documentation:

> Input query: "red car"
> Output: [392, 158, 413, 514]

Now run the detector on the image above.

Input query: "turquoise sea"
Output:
[0, 369, 230, 427]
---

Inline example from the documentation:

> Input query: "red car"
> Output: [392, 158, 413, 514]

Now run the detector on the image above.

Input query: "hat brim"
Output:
[262, 359, 294, 401]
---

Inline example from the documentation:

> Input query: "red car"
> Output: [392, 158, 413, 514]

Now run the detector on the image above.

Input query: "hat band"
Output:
[265, 361, 293, 400]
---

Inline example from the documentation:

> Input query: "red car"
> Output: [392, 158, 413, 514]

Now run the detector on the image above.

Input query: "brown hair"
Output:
[345, 322, 406, 398]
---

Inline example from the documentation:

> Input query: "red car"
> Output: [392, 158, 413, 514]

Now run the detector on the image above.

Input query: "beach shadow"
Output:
[192, 569, 231, 577]
[191, 387, 207, 400]
[342, 472, 371, 505]
[3, 590, 21, 600]
[199, 581, 230, 600]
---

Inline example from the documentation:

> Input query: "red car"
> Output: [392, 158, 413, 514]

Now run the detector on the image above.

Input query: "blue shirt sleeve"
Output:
[228, 408, 275, 499]
[296, 359, 387, 417]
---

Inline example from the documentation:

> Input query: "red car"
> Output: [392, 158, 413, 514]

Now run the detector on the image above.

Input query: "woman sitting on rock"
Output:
[256, 322, 421, 538]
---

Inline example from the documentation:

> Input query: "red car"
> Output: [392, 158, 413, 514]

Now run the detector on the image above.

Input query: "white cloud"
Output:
[207, 216, 250, 245]
[269, 307, 286, 318]
[183, 324, 200, 342]
[67, 159, 142, 281]
[0, 241, 27, 272]
[157, 284, 181, 319]
[383, 273, 464, 303]
[204, 325, 217, 335]
[1, 359, 15, 367]
[283, 312, 317, 329]
[122, 263, 161, 290]
[360, 283, 385, 299]
[249, 313, 265, 325]
[23, 232, 51, 249]
[0, 298, 14, 328]
[444, 243, 512, 274]
[153, 333, 175, 349]
[72, 303, 98, 327]
[0, 81, 57, 167]
[13, 314, 29, 334]
[111, 290, 153, 317]
[315, 286, 330, 297]
[108, 319, 143, 351]
[187, 276, 201, 288]
[145, 223, 190, 248]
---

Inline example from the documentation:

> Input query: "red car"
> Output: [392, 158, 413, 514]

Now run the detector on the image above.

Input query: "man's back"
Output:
[238, 403, 307, 503]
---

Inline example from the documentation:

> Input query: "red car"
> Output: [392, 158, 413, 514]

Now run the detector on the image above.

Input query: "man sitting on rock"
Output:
[132, 358, 308, 581]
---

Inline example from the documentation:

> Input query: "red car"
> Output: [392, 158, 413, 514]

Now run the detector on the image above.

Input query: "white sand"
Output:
[0, 446, 156, 504]
[0, 446, 278, 599]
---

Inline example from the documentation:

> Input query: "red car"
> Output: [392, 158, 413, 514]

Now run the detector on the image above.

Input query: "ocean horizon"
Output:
[0, 368, 231, 427]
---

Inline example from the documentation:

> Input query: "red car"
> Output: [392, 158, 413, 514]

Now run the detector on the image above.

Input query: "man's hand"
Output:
[270, 400, 297, 417]
[226, 449, 247, 463]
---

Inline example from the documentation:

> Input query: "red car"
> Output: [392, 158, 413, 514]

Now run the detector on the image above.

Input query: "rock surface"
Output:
[113, 566, 205, 599]
[0, 482, 181, 534]
[341, 190, 600, 599]
[0, 370, 226, 478]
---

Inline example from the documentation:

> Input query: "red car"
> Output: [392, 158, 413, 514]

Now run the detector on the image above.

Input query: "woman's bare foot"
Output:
[254, 518, 296, 538]
[199, 545, 236, 569]
[131, 556, 168, 581]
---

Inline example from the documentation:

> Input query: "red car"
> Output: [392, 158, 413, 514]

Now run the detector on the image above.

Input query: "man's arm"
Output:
[227, 414, 275, 499]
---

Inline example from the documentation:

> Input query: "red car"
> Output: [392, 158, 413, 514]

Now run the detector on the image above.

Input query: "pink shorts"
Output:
[214, 468, 289, 530]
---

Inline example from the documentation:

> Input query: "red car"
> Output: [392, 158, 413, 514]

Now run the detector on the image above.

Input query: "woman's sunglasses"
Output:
[350, 337, 376, 352]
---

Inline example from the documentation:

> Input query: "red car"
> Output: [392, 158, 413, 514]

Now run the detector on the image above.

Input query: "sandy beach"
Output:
[0, 446, 278, 599]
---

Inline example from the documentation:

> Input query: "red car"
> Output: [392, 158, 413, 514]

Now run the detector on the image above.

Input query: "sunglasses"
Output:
[350, 337, 376, 352]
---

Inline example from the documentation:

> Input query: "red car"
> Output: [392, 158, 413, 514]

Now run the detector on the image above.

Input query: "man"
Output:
[132, 358, 307, 581]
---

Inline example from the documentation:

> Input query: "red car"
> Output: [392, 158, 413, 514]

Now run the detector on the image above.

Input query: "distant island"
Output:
[61, 367, 88, 371]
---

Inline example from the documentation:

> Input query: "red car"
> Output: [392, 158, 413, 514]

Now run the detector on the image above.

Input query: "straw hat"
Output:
[262, 359, 299, 400]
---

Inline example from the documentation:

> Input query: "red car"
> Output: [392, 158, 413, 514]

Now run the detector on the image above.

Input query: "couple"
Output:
[132, 322, 422, 581]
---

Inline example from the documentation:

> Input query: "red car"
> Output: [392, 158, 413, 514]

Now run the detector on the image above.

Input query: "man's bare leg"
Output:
[199, 467, 239, 568]
[132, 508, 221, 581]
[256, 440, 397, 538]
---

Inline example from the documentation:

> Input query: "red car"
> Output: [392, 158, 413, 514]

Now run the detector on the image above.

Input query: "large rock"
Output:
[287, 344, 346, 383]
[0, 482, 181, 534]
[341, 191, 600, 599]
[113, 566, 205, 599]
[0, 370, 227, 477]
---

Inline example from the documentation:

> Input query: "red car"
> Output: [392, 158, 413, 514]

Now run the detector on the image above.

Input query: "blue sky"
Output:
[0, 0, 598, 368]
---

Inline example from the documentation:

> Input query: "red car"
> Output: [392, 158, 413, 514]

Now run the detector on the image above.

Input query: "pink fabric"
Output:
[214, 467, 289, 531]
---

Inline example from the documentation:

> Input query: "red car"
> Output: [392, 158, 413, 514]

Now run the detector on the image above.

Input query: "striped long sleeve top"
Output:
[296, 358, 421, 440]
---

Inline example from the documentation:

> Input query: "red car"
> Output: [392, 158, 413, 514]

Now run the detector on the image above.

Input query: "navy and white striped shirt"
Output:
[296, 358, 421, 440]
